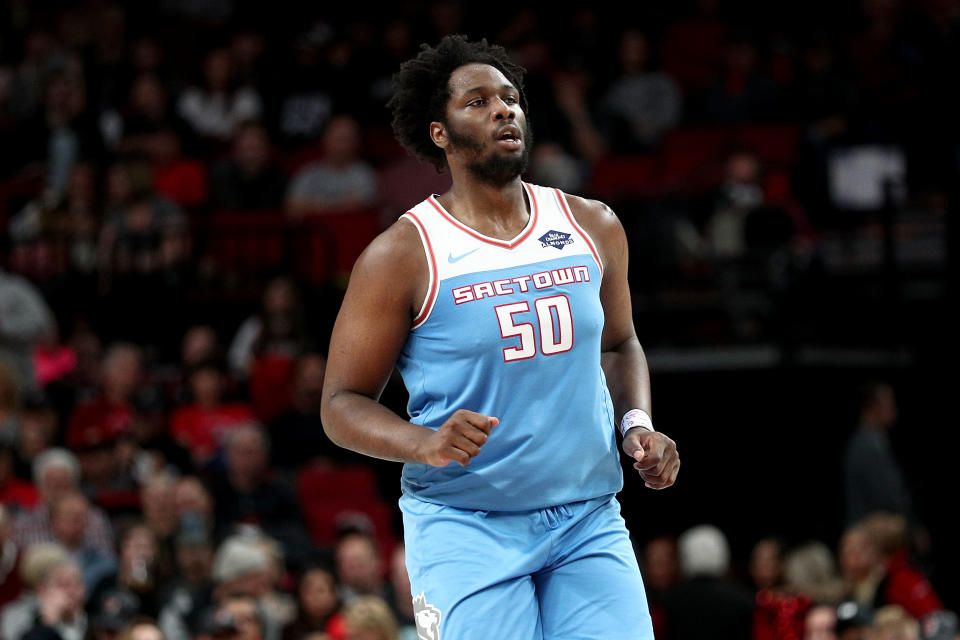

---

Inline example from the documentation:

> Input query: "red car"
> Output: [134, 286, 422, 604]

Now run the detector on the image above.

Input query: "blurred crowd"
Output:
[1, 1, 957, 639]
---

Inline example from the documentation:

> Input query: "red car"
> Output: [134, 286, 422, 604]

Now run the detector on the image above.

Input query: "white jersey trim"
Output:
[401, 212, 439, 329]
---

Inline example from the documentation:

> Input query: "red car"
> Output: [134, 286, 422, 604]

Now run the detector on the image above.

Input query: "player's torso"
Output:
[396, 182, 622, 511]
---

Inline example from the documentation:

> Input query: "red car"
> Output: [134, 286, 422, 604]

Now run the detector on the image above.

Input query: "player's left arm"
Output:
[566, 194, 679, 490]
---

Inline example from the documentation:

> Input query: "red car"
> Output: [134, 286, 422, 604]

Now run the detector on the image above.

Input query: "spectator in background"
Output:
[805, 604, 839, 640]
[662, 524, 754, 640]
[783, 542, 845, 605]
[699, 33, 781, 124]
[209, 426, 306, 555]
[269, 353, 350, 470]
[1, 543, 86, 640]
[840, 521, 888, 610]
[1, 435, 39, 511]
[139, 474, 179, 581]
[89, 523, 163, 619]
[343, 596, 398, 640]
[150, 128, 208, 209]
[601, 29, 683, 151]
[386, 545, 415, 639]
[1, 363, 24, 448]
[13, 448, 115, 558]
[0, 504, 27, 608]
[228, 277, 310, 381]
[641, 535, 679, 640]
[857, 513, 943, 620]
[157, 524, 215, 640]
[282, 564, 346, 640]
[750, 537, 785, 592]
[176, 48, 263, 146]
[67, 342, 141, 452]
[90, 589, 141, 640]
[209, 122, 287, 211]
[10, 397, 59, 485]
[48, 490, 116, 593]
[169, 362, 255, 467]
[98, 156, 188, 282]
[844, 383, 915, 527]
[0, 268, 55, 394]
[173, 477, 215, 537]
[334, 533, 388, 605]
[209, 536, 281, 640]
[867, 605, 920, 640]
[102, 73, 192, 157]
[119, 619, 165, 640]
[285, 115, 377, 216]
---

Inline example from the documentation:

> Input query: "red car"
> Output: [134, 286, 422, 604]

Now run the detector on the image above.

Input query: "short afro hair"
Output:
[387, 35, 528, 170]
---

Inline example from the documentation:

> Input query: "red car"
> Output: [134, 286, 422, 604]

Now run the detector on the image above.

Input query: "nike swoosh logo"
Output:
[448, 248, 479, 263]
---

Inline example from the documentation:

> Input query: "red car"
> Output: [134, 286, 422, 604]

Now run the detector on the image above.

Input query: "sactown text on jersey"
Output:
[452, 265, 591, 305]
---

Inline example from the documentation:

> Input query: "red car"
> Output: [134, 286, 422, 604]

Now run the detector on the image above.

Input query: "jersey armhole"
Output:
[552, 188, 604, 277]
[400, 212, 439, 329]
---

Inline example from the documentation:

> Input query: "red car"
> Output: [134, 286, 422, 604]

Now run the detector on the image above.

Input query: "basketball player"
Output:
[321, 35, 680, 639]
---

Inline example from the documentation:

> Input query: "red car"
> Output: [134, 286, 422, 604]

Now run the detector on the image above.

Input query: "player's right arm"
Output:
[320, 218, 497, 467]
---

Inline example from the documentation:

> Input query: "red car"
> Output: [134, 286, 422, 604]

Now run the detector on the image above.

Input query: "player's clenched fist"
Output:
[622, 429, 680, 490]
[417, 409, 499, 467]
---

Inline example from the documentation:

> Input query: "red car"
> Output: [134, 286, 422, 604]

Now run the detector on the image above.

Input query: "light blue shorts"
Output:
[400, 492, 653, 640]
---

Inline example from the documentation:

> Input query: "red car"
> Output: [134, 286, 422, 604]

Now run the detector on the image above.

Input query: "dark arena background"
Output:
[1, 1, 957, 639]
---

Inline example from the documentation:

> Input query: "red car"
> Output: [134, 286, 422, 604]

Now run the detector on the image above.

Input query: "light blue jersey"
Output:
[397, 182, 623, 510]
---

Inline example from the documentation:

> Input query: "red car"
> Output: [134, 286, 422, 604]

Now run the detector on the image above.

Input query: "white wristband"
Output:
[620, 409, 654, 437]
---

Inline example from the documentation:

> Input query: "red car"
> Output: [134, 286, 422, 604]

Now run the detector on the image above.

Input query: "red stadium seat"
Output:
[734, 124, 800, 166]
[248, 354, 295, 422]
[297, 465, 378, 502]
[205, 210, 288, 273]
[589, 155, 662, 200]
[296, 209, 380, 281]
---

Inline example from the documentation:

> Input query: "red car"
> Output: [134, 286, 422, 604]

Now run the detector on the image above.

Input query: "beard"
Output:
[446, 118, 534, 186]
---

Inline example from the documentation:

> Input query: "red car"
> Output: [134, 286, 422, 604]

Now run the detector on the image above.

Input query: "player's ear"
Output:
[430, 121, 448, 150]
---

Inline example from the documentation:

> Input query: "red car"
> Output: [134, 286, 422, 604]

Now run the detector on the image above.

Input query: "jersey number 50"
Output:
[494, 295, 574, 362]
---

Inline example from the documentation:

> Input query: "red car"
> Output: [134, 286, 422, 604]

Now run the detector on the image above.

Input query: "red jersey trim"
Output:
[403, 212, 440, 328]
[427, 182, 539, 249]
[553, 188, 603, 277]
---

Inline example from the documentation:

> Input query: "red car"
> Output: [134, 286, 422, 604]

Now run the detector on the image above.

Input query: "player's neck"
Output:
[438, 176, 529, 239]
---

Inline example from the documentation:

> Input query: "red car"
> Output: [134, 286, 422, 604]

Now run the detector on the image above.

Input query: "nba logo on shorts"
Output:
[412, 592, 442, 640]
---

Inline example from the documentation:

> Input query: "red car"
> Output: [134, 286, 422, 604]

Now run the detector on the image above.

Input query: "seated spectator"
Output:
[157, 525, 215, 640]
[90, 589, 141, 640]
[177, 48, 263, 146]
[103, 72, 194, 157]
[119, 618, 165, 640]
[804, 604, 838, 640]
[285, 115, 377, 216]
[98, 157, 188, 279]
[1, 543, 86, 640]
[1, 435, 39, 511]
[0, 269, 55, 395]
[66, 342, 142, 452]
[867, 605, 920, 640]
[750, 537, 785, 592]
[89, 524, 163, 619]
[783, 541, 845, 605]
[139, 474, 179, 581]
[49, 491, 116, 593]
[601, 29, 683, 151]
[698, 34, 782, 124]
[173, 477, 215, 537]
[269, 353, 351, 470]
[209, 536, 282, 640]
[169, 362, 255, 467]
[282, 564, 346, 640]
[641, 535, 679, 639]
[228, 277, 311, 381]
[0, 504, 26, 608]
[858, 513, 943, 620]
[208, 426, 306, 554]
[662, 524, 754, 640]
[386, 545, 415, 639]
[1, 363, 23, 440]
[9, 396, 59, 484]
[150, 128, 208, 209]
[13, 448, 115, 559]
[342, 596, 398, 640]
[209, 122, 287, 211]
[334, 533, 389, 606]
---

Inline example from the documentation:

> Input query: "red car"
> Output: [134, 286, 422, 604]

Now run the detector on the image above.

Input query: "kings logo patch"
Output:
[539, 230, 574, 250]
[413, 592, 442, 640]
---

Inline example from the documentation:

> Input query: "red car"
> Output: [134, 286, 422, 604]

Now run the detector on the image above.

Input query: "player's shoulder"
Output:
[351, 216, 426, 285]
[557, 191, 625, 246]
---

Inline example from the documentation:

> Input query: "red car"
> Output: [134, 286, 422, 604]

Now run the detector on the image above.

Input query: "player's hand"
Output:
[417, 409, 499, 467]
[622, 429, 679, 490]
